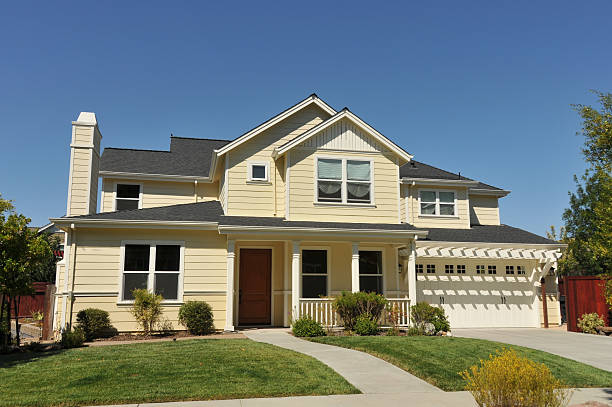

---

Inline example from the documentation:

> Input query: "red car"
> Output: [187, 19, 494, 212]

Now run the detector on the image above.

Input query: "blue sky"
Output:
[0, 1, 610, 234]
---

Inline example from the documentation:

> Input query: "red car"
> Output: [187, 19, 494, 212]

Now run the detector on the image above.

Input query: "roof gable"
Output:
[273, 109, 413, 162]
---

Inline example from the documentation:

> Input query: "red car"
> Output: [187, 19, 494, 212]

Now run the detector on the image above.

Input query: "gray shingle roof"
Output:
[423, 224, 556, 245]
[400, 160, 502, 191]
[63, 201, 553, 244]
[100, 137, 230, 177]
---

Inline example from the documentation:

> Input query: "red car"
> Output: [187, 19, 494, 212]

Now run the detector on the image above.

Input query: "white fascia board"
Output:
[218, 224, 428, 239]
[214, 95, 336, 157]
[416, 240, 567, 250]
[401, 178, 479, 187]
[99, 171, 212, 183]
[49, 218, 219, 230]
[273, 110, 413, 162]
[468, 188, 511, 197]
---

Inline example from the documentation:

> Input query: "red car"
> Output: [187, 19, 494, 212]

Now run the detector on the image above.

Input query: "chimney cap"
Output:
[72, 112, 97, 126]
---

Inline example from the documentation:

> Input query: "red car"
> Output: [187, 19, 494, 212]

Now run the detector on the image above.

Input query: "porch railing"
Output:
[298, 297, 411, 328]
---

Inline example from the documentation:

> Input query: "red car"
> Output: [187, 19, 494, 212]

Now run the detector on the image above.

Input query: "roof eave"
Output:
[401, 178, 480, 187]
[49, 217, 219, 230]
[218, 224, 428, 239]
[468, 188, 511, 197]
[99, 171, 212, 183]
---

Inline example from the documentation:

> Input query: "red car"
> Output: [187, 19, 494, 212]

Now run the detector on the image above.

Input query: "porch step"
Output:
[243, 329, 441, 394]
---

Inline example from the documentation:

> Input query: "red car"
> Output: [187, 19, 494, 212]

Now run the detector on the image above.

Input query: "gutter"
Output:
[49, 218, 220, 230]
[218, 224, 429, 239]
[99, 171, 213, 183]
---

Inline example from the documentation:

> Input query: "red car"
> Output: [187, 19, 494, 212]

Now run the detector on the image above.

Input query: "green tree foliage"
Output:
[0, 194, 53, 346]
[558, 91, 612, 276]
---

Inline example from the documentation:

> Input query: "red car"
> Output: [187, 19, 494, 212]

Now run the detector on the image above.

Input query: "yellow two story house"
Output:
[51, 95, 564, 333]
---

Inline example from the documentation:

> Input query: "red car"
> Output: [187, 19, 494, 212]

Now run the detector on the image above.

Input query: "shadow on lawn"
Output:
[0, 348, 66, 368]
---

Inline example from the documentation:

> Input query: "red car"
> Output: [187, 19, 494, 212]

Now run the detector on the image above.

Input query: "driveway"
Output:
[453, 328, 612, 372]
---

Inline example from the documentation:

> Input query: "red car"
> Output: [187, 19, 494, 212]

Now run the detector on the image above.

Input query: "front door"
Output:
[238, 249, 271, 325]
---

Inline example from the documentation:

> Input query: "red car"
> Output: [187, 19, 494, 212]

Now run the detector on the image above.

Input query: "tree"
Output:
[558, 91, 612, 276]
[0, 194, 53, 347]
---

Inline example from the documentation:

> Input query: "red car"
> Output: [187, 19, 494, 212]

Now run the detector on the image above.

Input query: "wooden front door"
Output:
[238, 249, 271, 325]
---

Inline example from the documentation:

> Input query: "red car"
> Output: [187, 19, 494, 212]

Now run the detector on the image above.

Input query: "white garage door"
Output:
[416, 274, 539, 328]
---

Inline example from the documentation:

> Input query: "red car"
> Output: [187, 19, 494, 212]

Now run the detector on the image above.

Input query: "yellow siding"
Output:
[61, 228, 228, 332]
[470, 195, 500, 225]
[219, 156, 227, 213]
[226, 105, 331, 217]
[101, 178, 219, 212]
[289, 150, 400, 223]
[404, 185, 470, 229]
[68, 148, 93, 215]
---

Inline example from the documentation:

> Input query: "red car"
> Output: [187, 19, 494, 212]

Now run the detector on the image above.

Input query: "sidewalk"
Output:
[243, 329, 439, 394]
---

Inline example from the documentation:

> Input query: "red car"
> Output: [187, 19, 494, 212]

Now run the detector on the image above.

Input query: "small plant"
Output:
[156, 317, 175, 336]
[60, 328, 85, 349]
[460, 348, 572, 407]
[31, 310, 44, 321]
[76, 308, 116, 341]
[292, 316, 325, 337]
[406, 326, 421, 336]
[178, 301, 215, 335]
[354, 314, 379, 336]
[130, 289, 163, 335]
[410, 302, 450, 335]
[332, 291, 388, 330]
[577, 312, 605, 334]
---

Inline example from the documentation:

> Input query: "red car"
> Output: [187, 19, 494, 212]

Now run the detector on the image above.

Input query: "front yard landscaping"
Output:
[310, 336, 612, 391]
[0, 338, 358, 407]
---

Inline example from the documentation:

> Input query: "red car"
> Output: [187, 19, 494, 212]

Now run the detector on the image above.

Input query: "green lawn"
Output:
[0, 339, 358, 407]
[310, 336, 612, 391]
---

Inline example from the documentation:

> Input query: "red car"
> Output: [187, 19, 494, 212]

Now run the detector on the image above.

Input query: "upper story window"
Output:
[115, 184, 141, 211]
[457, 265, 466, 274]
[506, 265, 515, 275]
[476, 265, 485, 274]
[121, 242, 183, 302]
[445, 264, 454, 274]
[517, 265, 526, 275]
[419, 190, 456, 216]
[247, 161, 269, 182]
[316, 157, 372, 205]
[426, 264, 436, 274]
[488, 265, 497, 275]
[416, 264, 424, 274]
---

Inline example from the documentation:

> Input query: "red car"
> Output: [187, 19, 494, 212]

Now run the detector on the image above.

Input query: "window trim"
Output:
[426, 264, 436, 274]
[314, 155, 375, 206]
[417, 189, 458, 218]
[300, 246, 331, 299]
[118, 240, 185, 305]
[246, 161, 270, 182]
[358, 248, 384, 295]
[113, 182, 143, 211]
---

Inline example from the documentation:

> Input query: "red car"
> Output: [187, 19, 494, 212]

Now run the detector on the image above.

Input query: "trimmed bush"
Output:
[354, 314, 378, 336]
[577, 312, 605, 334]
[130, 289, 163, 335]
[461, 348, 572, 407]
[61, 328, 85, 349]
[410, 302, 450, 335]
[76, 308, 116, 341]
[178, 301, 215, 335]
[332, 291, 388, 330]
[292, 316, 325, 337]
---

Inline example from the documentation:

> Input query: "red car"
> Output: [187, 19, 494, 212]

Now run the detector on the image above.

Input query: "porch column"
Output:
[407, 238, 417, 303]
[225, 240, 236, 332]
[351, 243, 360, 293]
[291, 241, 301, 319]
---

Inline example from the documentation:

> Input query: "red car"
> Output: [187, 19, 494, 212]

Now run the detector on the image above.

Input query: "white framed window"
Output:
[517, 265, 526, 275]
[426, 264, 436, 274]
[418, 190, 456, 216]
[119, 241, 184, 303]
[416, 264, 424, 274]
[505, 265, 515, 275]
[247, 161, 270, 182]
[359, 250, 383, 294]
[445, 264, 454, 274]
[316, 157, 373, 205]
[114, 183, 142, 211]
[488, 265, 497, 275]
[476, 264, 485, 274]
[301, 249, 329, 298]
[457, 264, 466, 274]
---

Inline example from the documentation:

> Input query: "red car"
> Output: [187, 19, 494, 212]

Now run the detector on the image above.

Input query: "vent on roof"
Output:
[410, 161, 416, 168]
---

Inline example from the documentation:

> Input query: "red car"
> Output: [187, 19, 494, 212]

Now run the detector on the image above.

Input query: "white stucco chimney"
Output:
[66, 112, 102, 216]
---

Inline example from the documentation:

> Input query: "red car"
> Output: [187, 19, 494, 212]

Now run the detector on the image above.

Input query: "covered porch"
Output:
[219, 223, 426, 330]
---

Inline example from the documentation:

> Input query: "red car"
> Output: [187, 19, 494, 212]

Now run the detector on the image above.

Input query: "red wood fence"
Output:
[11, 282, 53, 318]
[560, 276, 610, 332]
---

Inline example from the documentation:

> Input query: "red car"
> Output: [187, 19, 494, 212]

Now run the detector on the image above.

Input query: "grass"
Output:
[310, 335, 612, 391]
[0, 339, 358, 407]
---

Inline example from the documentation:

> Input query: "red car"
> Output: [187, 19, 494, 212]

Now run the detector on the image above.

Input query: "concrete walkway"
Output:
[243, 329, 440, 394]
[454, 328, 612, 372]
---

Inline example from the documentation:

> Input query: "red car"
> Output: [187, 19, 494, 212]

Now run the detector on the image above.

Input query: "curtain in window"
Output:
[317, 159, 342, 179]
[347, 183, 370, 198]
[347, 160, 370, 181]
[318, 181, 342, 195]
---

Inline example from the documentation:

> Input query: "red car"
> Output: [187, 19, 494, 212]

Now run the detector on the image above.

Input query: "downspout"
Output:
[194, 180, 198, 203]
[68, 225, 78, 328]
[272, 159, 277, 216]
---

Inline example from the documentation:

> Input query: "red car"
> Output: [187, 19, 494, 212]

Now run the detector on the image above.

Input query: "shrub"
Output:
[410, 302, 450, 335]
[461, 348, 572, 407]
[332, 291, 388, 330]
[292, 316, 325, 337]
[577, 312, 605, 334]
[354, 314, 379, 336]
[407, 326, 422, 336]
[76, 308, 116, 341]
[178, 301, 215, 335]
[130, 289, 163, 335]
[61, 328, 85, 349]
